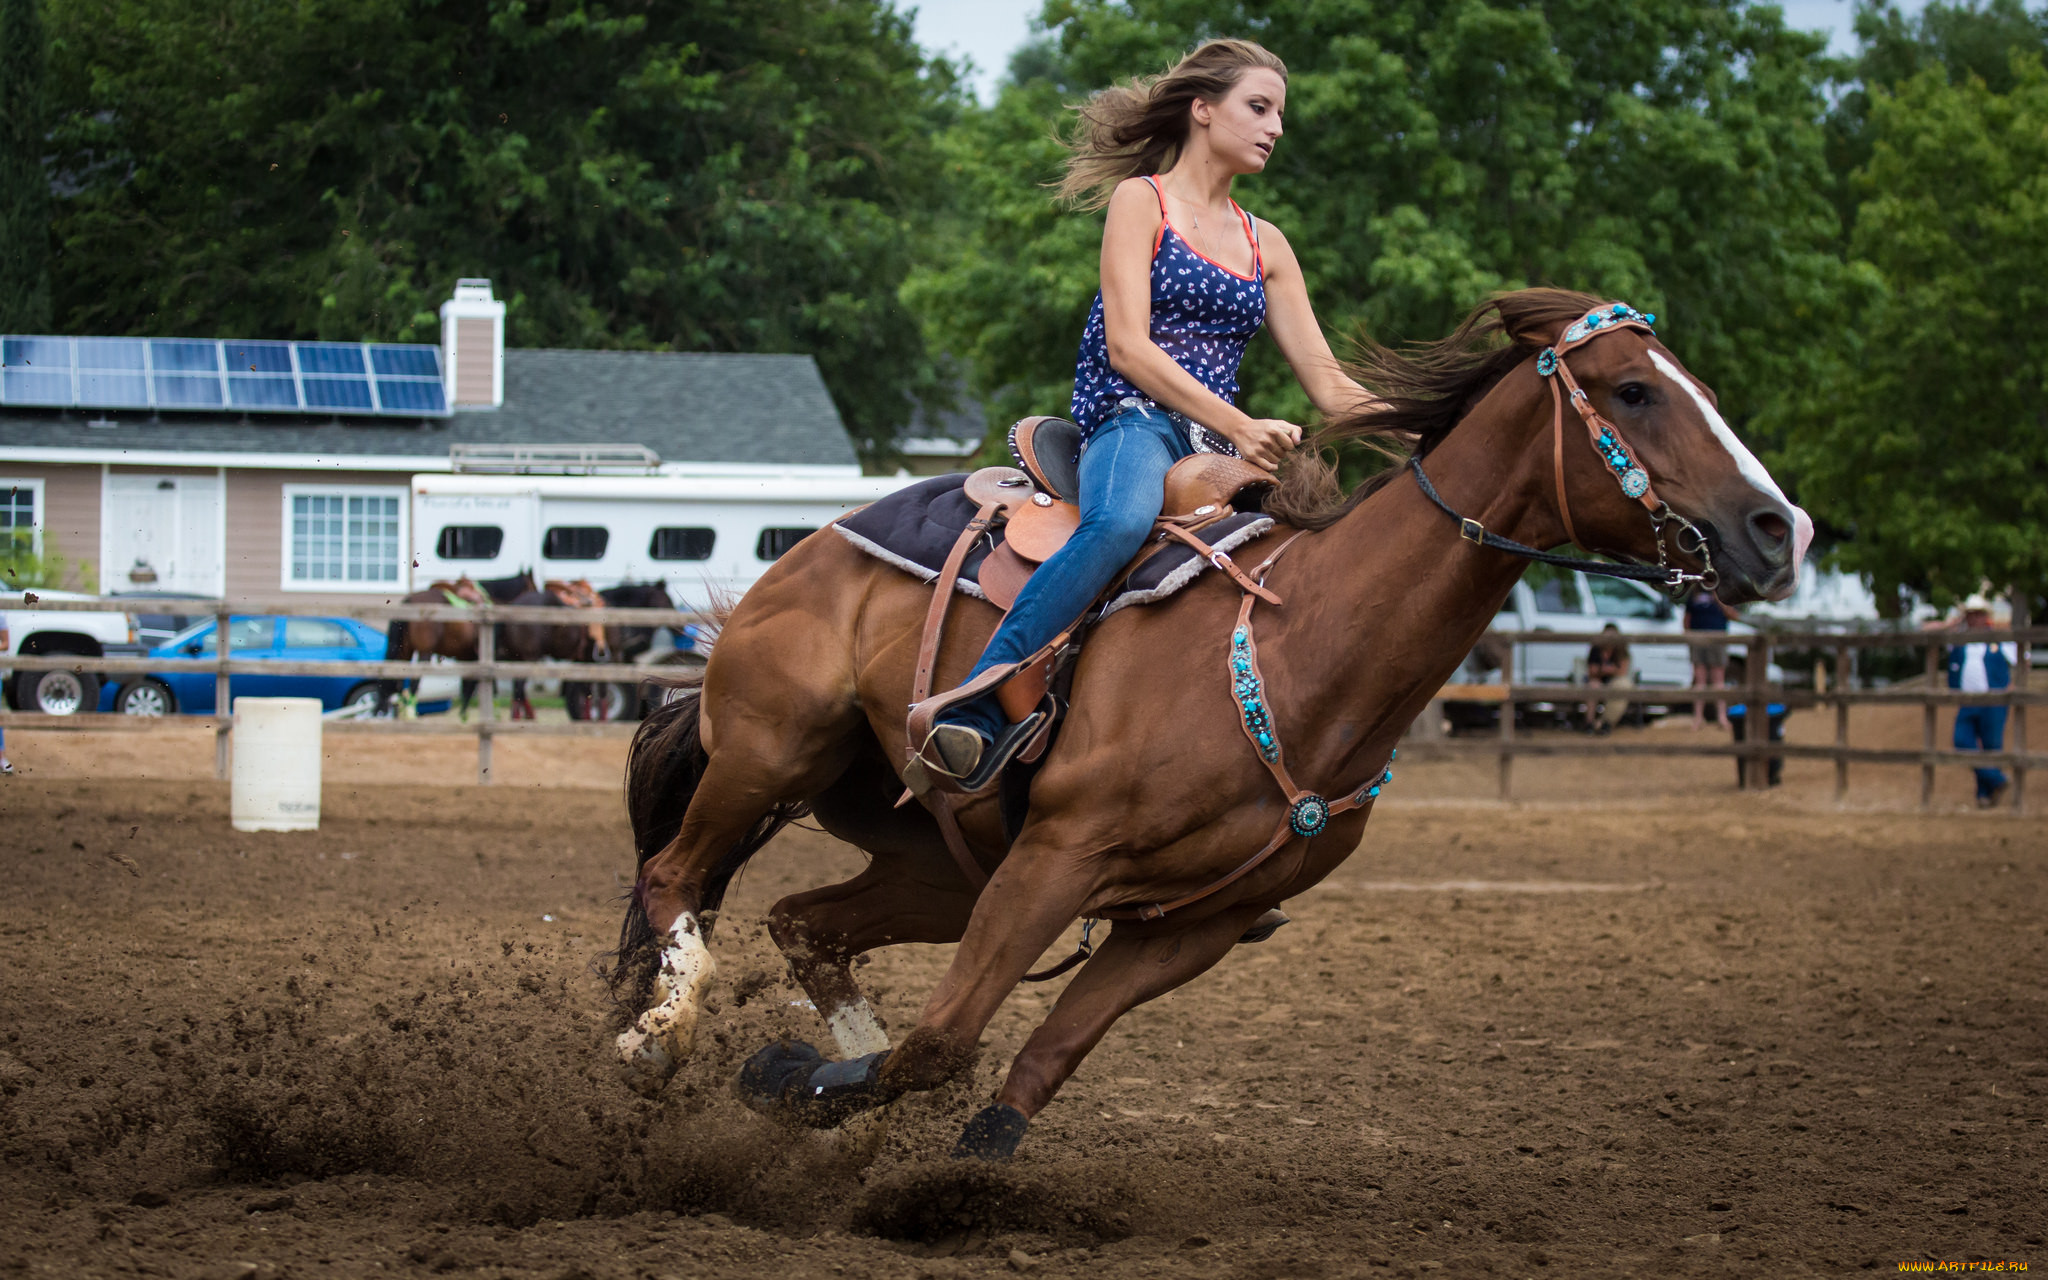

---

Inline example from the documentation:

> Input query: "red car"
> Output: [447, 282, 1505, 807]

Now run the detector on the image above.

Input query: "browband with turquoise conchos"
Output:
[1535, 303, 1664, 517]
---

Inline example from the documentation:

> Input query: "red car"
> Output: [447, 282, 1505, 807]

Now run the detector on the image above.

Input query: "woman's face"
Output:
[1193, 68, 1286, 173]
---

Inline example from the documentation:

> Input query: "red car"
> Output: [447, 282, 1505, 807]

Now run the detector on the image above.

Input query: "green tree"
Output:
[41, 0, 964, 457]
[1781, 59, 2048, 607]
[910, 0, 1846, 465]
[0, 0, 53, 330]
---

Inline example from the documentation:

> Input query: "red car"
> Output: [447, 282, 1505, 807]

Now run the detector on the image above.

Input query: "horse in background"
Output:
[499, 578, 611, 720]
[380, 570, 536, 717]
[560, 580, 678, 721]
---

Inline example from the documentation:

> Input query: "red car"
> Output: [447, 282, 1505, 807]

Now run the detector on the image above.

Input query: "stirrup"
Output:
[905, 709, 1048, 797]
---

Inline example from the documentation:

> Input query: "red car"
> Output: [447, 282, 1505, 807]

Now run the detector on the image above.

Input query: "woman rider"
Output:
[917, 38, 1382, 787]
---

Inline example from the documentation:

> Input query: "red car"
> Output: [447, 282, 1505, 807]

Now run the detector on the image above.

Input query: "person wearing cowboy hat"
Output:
[1942, 593, 2017, 808]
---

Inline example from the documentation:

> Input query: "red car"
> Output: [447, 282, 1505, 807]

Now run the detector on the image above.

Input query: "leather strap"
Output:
[907, 501, 1002, 889]
[912, 501, 999, 713]
[1549, 374, 1580, 550]
[1156, 523, 1282, 606]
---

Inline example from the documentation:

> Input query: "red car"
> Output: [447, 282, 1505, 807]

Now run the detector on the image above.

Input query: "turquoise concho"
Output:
[1289, 794, 1330, 838]
[1619, 467, 1651, 499]
[1535, 348, 1558, 377]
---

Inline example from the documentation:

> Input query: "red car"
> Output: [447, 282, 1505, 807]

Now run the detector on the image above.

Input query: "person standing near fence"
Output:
[1941, 595, 2015, 809]
[1685, 587, 1734, 729]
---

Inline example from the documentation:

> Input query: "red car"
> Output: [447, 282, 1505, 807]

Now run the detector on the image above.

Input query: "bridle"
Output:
[1410, 301, 1718, 597]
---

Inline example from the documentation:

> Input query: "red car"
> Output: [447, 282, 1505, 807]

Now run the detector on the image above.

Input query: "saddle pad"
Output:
[833, 473, 1276, 613]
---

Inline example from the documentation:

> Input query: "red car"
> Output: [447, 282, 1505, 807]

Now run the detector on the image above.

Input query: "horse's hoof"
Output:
[736, 1040, 825, 1111]
[1238, 907, 1291, 945]
[614, 917, 715, 1096]
[617, 1021, 678, 1097]
[951, 1103, 1029, 1161]
[736, 1043, 893, 1129]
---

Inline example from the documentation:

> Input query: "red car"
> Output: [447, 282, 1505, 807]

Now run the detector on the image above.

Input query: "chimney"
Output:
[440, 278, 505, 409]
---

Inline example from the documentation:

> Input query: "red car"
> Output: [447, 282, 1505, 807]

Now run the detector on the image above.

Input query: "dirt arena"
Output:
[2, 714, 2043, 1279]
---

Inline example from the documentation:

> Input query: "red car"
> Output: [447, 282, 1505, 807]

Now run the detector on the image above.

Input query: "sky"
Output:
[908, 1, 1930, 102]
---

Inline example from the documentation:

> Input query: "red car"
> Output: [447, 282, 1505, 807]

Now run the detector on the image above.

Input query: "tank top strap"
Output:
[1143, 175, 1170, 256]
[1232, 200, 1264, 279]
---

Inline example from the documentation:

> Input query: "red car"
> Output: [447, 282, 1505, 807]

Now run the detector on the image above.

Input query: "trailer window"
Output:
[435, 525, 504, 560]
[650, 527, 716, 561]
[543, 526, 609, 560]
[755, 527, 816, 561]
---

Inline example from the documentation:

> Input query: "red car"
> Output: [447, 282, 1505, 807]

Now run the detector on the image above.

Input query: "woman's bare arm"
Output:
[1097, 178, 1300, 468]
[1257, 219, 1380, 420]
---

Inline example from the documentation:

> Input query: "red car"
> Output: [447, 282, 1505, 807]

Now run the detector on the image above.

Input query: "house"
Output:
[0, 281, 861, 604]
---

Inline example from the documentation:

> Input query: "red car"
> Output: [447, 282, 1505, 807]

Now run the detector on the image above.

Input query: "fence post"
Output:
[1921, 641, 1939, 810]
[214, 609, 232, 780]
[476, 616, 495, 787]
[2013, 602, 2030, 814]
[1833, 642, 1851, 804]
[1497, 691, 1514, 801]
[1742, 636, 1770, 791]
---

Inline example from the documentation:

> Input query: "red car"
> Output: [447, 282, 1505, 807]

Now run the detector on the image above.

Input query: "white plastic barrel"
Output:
[230, 697, 324, 831]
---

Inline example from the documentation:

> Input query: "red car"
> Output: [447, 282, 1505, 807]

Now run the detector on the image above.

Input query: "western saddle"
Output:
[899, 416, 1280, 884]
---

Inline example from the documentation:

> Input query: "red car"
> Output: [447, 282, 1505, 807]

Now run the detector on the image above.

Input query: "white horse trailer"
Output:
[408, 472, 917, 609]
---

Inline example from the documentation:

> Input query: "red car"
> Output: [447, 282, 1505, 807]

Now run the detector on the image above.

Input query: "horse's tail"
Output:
[604, 683, 808, 1021]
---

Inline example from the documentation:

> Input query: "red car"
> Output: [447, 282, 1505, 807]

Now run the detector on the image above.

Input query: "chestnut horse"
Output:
[608, 290, 1812, 1159]
[380, 570, 535, 717]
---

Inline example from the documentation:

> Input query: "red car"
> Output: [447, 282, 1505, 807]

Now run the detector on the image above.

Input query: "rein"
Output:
[1410, 302, 1718, 597]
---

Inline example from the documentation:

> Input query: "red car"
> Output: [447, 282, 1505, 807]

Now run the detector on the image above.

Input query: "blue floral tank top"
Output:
[1070, 175, 1267, 438]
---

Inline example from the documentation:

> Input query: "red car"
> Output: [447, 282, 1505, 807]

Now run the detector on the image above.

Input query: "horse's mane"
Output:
[1264, 287, 1608, 531]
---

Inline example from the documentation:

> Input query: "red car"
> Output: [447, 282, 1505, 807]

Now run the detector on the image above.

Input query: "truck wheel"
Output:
[19, 668, 99, 716]
[117, 679, 177, 717]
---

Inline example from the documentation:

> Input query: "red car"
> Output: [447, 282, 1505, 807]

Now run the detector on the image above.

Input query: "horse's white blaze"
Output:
[616, 913, 716, 1096]
[825, 1000, 891, 1059]
[1648, 349, 1813, 595]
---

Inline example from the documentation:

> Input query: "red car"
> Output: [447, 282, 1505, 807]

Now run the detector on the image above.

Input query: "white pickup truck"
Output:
[1, 576, 139, 715]
[1447, 567, 1778, 729]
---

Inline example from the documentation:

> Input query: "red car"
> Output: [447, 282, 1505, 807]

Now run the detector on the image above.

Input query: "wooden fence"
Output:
[1424, 622, 2041, 810]
[5, 597, 2040, 808]
[1, 596, 706, 784]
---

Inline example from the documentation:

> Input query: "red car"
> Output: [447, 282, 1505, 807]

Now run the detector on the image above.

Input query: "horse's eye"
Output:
[1617, 383, 1649, 407]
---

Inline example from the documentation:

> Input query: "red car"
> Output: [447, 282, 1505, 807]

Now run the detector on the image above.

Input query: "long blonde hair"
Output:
[1055, 39, 1288, 210]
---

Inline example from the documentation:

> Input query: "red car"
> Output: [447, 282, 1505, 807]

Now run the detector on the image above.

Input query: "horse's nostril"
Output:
[1748, 509, 1792, 561]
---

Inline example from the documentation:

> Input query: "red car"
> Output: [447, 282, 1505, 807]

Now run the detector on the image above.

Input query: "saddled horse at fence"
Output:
[560, 581, 677, 721]
[378, 570, 536, 716]
[498, 578, 612, 720]
[606, 289, 1813, 1159]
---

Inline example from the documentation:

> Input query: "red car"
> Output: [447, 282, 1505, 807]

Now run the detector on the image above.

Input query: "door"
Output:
[103, 473, 225, 596]
[172, 616, 281, 712]
[1520, 569, 1588, 683]
[279, 616, 362, 705]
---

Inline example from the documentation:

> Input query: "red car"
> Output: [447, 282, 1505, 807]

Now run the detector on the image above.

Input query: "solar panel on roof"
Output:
[0, 334, 452, 417]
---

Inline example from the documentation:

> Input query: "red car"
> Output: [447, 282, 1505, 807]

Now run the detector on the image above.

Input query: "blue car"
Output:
[100, 615, 395, 716]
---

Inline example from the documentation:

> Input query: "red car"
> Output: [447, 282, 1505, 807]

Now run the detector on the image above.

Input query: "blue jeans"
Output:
[1954, 704, 2008, 798]
[942, 403, 1193, 740]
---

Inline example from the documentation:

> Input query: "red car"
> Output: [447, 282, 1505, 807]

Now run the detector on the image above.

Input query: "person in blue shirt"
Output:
[1943, 596, 2017, 809]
